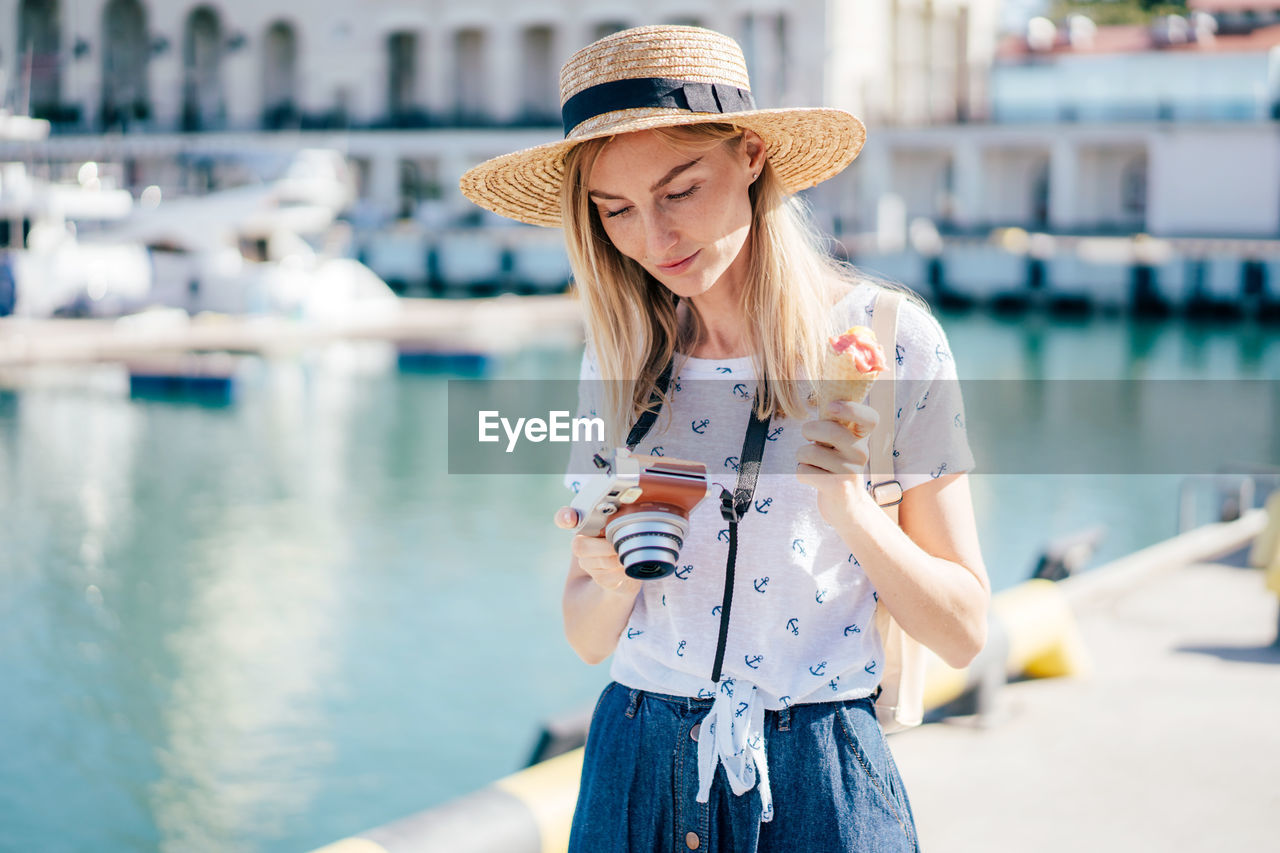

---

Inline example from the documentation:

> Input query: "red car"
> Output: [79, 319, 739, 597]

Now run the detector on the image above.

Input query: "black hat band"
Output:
[561, 76, 757, 137]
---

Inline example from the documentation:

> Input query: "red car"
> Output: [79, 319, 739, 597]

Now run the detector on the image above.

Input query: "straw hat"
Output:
[459, 25, 866, 227]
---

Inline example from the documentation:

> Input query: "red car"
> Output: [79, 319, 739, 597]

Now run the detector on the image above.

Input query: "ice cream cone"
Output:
[813, 326, 885, 431]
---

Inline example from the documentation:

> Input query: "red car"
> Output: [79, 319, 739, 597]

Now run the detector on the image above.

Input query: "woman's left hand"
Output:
[796, 400, 879, 528]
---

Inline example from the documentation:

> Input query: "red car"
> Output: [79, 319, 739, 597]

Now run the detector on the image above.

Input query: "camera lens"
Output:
[606, 511, 690, 580]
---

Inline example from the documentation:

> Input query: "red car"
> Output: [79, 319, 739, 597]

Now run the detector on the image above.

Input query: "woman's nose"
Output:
[644, 210, 678, 259]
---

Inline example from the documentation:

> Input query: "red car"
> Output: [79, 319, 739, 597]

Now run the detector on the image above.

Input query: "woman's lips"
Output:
[655, 250, 699, 274]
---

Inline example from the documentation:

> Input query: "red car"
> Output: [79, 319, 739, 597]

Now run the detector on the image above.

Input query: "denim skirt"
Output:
[568, 681, 920, 853]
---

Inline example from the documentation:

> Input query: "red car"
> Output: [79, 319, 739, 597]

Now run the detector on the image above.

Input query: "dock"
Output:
[0, 294, 585, 368]
[890, 513, 1280, 853]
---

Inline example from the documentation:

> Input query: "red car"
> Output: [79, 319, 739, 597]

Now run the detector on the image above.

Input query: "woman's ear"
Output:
[740, 130, 768, 176]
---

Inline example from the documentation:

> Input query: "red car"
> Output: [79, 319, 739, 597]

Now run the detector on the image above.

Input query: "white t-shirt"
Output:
[560, 281, 967, 814]
[562, 284, 974, 816]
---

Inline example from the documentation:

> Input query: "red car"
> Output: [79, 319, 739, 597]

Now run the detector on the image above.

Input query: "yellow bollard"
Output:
[920, 579, 1089, 712]
[1249, 491, 1280, 573]
[991, 579, 1092, 680]
[492, 748, 585, 853]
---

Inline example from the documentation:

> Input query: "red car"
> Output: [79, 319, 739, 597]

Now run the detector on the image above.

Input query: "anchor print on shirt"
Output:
[754, 497, 772, 514]
[779, 695, 792, 709]
[570, 480, 581, 494]
[829, 677, 841, 692]
[748, 733, 763, 751]
[662, 594, 667, 607]
[866, 300, 875, 317]
[896, 406, 903, 422]
[931, 462, 948, 479]
[895, 343, 905, 366]
[844, 623, 862, 636]
[753, 576, 770, 593]
[936, 345, 951, 362]
[724, 456, 739, 472]
[676, 640, 686, 657]
[815, 588, 829, 604]
[847, 553, 860, 567]
[718, 529, 731, 543]
[712, 604, 722, 616]
[674, 564, 693, 580]
[626, 628, 643, 639]
[720, 678, 735, 697]
[865, 659, 878, 675]
[786, 618, 799, 636]
[732, 383, 750, 399]
[744, 654, 764, 670]
[809, 660, 828, 677]
[692, 418, 710, 434]
[766, 426, 784, 442]
[792, 539, 807, 557]
[715, 366, 733, 374]
[916, 391, 929, 411]
[698, 688, 715, 700]
[736, 701, 750, 717]
[674, 376, 682, 393]
[650, 446, 665, 456]
[954, 413, 964, 429]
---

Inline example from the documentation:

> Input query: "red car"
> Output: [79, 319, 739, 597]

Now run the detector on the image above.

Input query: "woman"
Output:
[461, 25, 988, 853]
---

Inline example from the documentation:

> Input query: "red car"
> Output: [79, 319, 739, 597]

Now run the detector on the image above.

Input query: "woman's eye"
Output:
[603, 206, 631, 219]
[667, 185, 699, 201]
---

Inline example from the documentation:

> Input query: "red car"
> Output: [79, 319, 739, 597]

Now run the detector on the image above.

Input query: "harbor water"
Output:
[1, 310, 1277, 851]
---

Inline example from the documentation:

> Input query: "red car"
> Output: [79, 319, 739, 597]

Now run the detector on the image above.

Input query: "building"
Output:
[849, 4, 1280, 317]
[866, 2, 1280, 239]
[1, 0, 1001, 228]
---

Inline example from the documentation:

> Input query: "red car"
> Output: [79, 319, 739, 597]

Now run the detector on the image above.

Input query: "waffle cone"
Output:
[814, 353, 879, 429]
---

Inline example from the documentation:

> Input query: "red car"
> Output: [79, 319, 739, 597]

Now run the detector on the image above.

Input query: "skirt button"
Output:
[685, 831, 701, 850]
[689, 722, 700, 741]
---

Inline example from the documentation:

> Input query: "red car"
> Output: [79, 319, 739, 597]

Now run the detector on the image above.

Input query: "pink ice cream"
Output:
[828, 326, 887, 376]
[815, 326, 886, 425]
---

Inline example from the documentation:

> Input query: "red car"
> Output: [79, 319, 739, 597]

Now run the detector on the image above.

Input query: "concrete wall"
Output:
[1146, 126, 1280, 237]
[865, 122, 1278, 238]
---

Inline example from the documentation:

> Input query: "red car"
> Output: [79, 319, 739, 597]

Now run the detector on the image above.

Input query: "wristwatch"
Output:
[870, 479, 903, 508]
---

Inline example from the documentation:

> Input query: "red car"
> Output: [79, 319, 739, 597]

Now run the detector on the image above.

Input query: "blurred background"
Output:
[1, 1, 1278, 850]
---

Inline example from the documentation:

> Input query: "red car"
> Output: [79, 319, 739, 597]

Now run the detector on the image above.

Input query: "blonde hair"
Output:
[561, 123, 910, 446]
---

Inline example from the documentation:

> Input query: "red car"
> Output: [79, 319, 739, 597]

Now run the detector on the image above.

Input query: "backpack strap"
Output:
[865, 289, 927, 733]
[866, 291, 902, 516]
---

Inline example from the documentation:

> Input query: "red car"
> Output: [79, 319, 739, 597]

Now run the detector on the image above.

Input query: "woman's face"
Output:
[586, 128, 767, 300]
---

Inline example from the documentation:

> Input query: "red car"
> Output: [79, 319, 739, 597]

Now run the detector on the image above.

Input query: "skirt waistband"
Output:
[621, 682, 883, 713]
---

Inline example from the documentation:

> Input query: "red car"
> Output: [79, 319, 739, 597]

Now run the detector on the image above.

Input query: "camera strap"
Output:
[711, 402, 771, 683]
[625, 360, 674, 451]
[625, 357, 772, 685]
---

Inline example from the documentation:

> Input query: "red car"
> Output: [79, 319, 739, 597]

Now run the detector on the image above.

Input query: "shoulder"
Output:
[892, 293, 949, 352]
[849, 286, 957, 382]
[832, 283, 946, 342]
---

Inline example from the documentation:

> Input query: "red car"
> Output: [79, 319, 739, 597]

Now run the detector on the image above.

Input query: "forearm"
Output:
[562, 566, 642, 665]
[834, 493, 989, 669]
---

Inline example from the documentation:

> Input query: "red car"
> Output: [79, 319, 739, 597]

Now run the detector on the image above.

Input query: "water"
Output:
[0, 312, 1276, 852]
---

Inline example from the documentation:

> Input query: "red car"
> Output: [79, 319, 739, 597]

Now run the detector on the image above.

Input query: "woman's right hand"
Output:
[555, 507, 642, 597]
